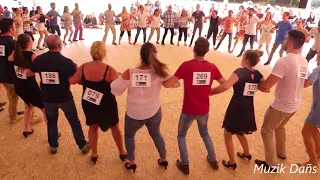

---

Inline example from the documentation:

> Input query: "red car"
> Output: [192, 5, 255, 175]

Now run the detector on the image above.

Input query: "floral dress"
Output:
[62, 12, 73, 29]
[119, 13, 132, 31]
[13, 15, 23, 39]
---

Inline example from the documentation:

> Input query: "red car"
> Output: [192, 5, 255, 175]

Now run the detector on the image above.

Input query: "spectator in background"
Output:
[29, 7, 35, 17]
[0, 5, 5, 21]
[306, 12, 315, 31]
[72, 3, 84, 41]
[46, 2, 62, 36]
[4, 6, 11, 18]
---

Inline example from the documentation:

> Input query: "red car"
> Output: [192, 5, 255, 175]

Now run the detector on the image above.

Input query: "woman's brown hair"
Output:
[244, 49, 264, 67]
[140, 43, 169, 77]
[14, 34, 32, 69]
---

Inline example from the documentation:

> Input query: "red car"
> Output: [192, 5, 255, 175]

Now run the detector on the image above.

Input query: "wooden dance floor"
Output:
[0, 28, 319, 180]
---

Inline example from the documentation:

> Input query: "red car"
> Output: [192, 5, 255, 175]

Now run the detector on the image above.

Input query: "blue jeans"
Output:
[134, 27, 147, 43]
[44, 100, 87, 149]
[125, 108, 166, 161]
[177, 112, 216, 165]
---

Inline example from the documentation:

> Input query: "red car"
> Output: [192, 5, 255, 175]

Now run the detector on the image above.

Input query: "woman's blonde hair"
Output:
[90, 41, 106, 61]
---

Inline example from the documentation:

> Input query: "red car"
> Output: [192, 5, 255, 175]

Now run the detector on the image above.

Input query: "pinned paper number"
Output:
[297, 65, 308, 79]
[83, 88, 103, 105]
[0, 45, 5, 56]
[243, 83, 258, 96]
[41, 72, 60, 84]
[132, 73, 151, 87]
[192, 72, 211, 85]
[14, 65, 27, 79]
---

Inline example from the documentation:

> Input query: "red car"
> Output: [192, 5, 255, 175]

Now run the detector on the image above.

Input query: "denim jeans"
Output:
[134, 27, 147, 43]
[125, 108, 166, 161]
[239, 34, 256, 55]
[216, 32, 233, 51]
[44, 100, 87, 149]
[189, 24, 203, 45]
[177, 112, 216, 165]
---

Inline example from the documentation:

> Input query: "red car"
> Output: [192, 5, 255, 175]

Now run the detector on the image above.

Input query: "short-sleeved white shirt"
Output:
[309, 27, 320, 52]
[136, 11, 147, 28]
[271, 53, 308, 113]
[245, 15, 260, 35]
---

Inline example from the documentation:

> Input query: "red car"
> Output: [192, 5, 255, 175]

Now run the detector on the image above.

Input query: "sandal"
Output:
[17, 110, 25, 116]
[23, 129, 34, 138]
[237, 152, 252, 160]
[222, 160, 237, 170]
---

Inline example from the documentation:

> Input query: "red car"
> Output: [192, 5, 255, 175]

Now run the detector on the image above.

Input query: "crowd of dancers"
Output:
[0, 0, 320, 175]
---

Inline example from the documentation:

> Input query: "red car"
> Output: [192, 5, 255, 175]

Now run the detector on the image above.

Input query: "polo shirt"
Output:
[275, 21, 293, 44]
[29, 51, 77, 103]
[0, 36, 16, 84]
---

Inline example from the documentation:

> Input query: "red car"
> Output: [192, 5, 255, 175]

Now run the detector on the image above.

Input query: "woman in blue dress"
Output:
[300, 53, 320, 167]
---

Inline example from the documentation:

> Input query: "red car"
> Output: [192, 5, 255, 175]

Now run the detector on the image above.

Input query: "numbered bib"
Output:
[83, 87, 104, 105]
[192, 72, 211, 86]
[0, 45, 5, 56]
[297, 65, 308, 79]
[41, 72, 60, 84]
[132, 73, 151, 87]
[14, 65, 27, 79]
[243, 83, 258, 96]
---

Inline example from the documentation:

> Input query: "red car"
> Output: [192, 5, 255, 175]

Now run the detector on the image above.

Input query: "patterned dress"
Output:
[119, 13, 132, 31]
[13, 15, 23, 39]
[62, 12, 73, 29]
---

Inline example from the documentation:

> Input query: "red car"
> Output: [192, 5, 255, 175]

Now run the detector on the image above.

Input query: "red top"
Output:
[174, 59, 223, 116]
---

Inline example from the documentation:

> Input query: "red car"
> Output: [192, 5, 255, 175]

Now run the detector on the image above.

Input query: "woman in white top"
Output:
[177, 9, 190, 46]
[257, 12, 276, 57]
[33, 6, 51, 50]
[295, 18, 310, 54]
[13, 8, 23, 40]
[111, 43, 179, 172]
[147, 9, 161, 44]
[62, 6, 74, 45]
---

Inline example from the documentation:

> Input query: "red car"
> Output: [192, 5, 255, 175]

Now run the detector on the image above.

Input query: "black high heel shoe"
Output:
[222, 160, 237, 170]
[23, 129, 34, 138]
[120, 154, 128, 162]
[91, 156, 98, 164]
[237, 152, 252, 160]
[158, 159, 168, 170]
[125, 162, 137, 173]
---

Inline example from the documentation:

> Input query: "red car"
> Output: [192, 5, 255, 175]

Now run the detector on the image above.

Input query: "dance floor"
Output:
[0, 27, 319, 180]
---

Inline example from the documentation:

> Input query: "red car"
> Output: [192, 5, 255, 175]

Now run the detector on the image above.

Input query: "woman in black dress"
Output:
[69, 41, 127, 164]
[206, 10, 221, 48]
[211, 50, 269, 170]
[8, 34, 47, 138]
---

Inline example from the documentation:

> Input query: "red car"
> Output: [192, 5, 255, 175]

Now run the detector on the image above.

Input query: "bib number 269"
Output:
[192, 72, 211, 85]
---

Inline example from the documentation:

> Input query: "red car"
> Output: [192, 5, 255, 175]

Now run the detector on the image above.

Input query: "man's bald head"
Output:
[46, 35, 62, 51]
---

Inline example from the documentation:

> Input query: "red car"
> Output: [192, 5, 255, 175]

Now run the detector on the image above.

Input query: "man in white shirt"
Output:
[133, 5, 147, 45]
[102, 3, 117, 45]
[256, 30, 308, 170]
[306, 20, 320, 62]
[237, 8, 260, 57]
